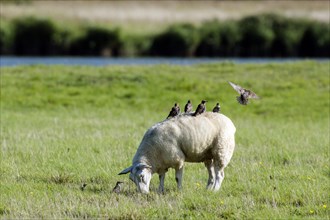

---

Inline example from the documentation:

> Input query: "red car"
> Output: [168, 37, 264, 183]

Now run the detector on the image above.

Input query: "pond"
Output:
[0, 56, 328, 67]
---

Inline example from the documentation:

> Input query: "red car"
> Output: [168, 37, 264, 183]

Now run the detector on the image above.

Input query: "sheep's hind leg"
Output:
[158, 173, 166, 193]
[213, 161, 225, 191]
[175, 167, 183, 190]
[204, 160, 215, 190]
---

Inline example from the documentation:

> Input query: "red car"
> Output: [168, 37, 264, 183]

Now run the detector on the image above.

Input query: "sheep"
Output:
[118, 112, 236, 193]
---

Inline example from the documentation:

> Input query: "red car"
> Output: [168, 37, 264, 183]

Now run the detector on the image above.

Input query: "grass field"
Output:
[0, 61, 329, 219]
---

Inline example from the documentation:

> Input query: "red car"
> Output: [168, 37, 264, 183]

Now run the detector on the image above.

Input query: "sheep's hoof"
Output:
[157, 189, 165, 194]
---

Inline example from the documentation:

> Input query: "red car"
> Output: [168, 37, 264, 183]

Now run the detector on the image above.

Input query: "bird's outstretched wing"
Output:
[247, 90, 260, 99]
[228, 81, 244, 94]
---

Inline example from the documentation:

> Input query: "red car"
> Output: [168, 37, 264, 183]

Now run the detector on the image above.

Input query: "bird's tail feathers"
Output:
[236, 96, 248, 105]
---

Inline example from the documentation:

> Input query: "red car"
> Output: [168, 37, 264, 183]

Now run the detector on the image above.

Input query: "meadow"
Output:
[0, 61, 329, 219]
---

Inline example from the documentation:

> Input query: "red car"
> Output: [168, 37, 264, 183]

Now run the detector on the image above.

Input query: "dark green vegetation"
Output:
[1, 14, 329, 57]
[1, 62, 329, 219]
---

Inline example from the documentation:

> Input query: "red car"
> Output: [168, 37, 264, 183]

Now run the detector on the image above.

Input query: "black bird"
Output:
[193, 100, 207, 116]
[112, 181, 124, 194]
[228, 81, 259, 105]
[212, 103, 221, 113]
[80, 183, 87, 191]
[167, 103, 180, 119]
[184, 100, 193, 113]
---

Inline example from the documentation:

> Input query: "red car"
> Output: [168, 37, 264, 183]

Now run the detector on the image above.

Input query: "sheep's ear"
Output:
[118, 166, 132, 175]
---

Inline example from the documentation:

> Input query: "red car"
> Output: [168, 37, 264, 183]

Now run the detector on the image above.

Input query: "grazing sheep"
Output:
[119, 112, 236, 193]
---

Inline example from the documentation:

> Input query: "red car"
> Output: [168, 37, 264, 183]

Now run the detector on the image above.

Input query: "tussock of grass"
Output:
[0, 61, 329, 219]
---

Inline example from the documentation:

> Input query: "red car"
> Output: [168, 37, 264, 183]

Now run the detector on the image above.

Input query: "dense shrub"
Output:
[12, 17, 59, 55]
[195, 20, 222, 57]
[0, 21, 12, 54]
[217, 22, 241, 56]
[238, 15, 275, 57]
[119, 34, 152, 57]
[149, 24, 199, 57]
[69, 27, 122, 56]
[51, 26, 80, 55]
[316, 24, 330, 57]
[196, 20, 240, 57]
[1, 14, 329, 57]
[270, 19, 301, 57]
[298, 22, 330, 57]
[258, 14, 307, 57]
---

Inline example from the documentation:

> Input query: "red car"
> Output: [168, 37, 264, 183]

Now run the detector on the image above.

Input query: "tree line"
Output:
[1, 14, 329, 57]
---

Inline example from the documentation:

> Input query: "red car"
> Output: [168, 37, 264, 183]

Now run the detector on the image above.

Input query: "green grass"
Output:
[0, 61, 329, 219]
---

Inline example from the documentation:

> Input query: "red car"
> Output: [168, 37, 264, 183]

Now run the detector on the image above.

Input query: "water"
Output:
[0, 56, 328, 67]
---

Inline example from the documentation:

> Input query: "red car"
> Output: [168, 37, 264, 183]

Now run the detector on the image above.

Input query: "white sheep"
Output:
[119, 112, 236, 193]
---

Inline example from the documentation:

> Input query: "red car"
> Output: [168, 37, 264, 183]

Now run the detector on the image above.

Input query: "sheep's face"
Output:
[129, 164, 152, 193]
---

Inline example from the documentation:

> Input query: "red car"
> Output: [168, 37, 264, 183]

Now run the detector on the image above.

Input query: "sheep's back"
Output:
[136, 112, 235, 164]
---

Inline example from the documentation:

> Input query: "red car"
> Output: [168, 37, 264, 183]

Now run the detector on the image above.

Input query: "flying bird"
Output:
[193, 100, 207, 116]
[167, 103, 180, 119]
[112, 181, 124, 194]
[228, 81, 259, 105]
[212, 103, 221, 113]
[184, 100, 193, 113]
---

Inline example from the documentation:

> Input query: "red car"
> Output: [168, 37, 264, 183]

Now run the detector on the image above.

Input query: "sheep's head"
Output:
[119, 163, 152, 193]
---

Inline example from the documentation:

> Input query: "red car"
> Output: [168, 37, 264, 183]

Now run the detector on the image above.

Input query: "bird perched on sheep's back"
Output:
[212, 103, 221, 113]
[184, 100, 193, 113]
[193, 100, 207, 116]
[228, 81, 259, 105]
[167, 103, 180, 119]
[112, 181, 124, 194]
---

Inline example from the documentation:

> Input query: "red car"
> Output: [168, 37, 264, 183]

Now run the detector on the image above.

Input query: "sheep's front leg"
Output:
[213, 161, 225, 191]
[158, 173, 166, 193]
[204, 160, 215, 190]
[175, 167, 183, 190]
